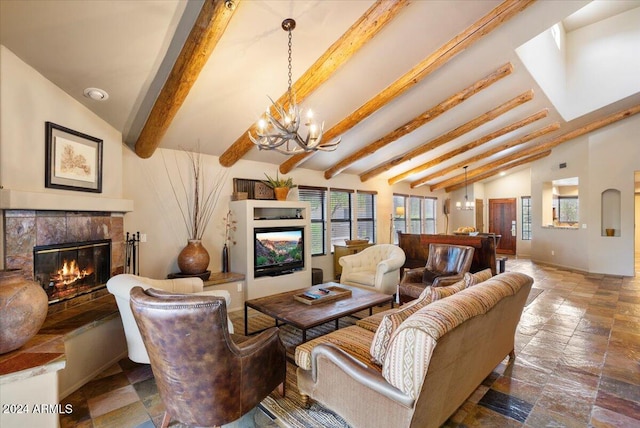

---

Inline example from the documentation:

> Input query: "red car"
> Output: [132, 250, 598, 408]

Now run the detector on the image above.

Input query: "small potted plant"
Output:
[262, 172, 296, 201]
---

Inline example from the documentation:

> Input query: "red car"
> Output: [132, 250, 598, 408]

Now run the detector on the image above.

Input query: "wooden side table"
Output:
[333, 242, 374, 280]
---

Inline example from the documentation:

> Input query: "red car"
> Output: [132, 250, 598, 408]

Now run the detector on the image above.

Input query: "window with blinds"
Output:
[522, 196, 531, 240]
[408, 196, 422, 233]
[330, 189, 353, 252]
[393, 194, 407, 244]
[424, 197, 437, 234]
[298, 186, 327, 256]
[393, 194, 437, 238]
[356, 191, 377, 243]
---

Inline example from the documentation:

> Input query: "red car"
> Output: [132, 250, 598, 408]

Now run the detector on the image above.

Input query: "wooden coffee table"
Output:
[244, 282, 393, 342]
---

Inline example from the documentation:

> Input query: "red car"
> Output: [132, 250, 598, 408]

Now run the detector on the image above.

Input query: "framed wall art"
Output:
[45, 122, 103, 193]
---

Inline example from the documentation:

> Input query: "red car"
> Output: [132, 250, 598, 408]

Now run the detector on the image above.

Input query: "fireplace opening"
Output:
[33, 239, 111, 304]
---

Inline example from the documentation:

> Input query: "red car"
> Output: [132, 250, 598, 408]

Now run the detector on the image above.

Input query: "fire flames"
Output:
[51, 260, 91, 288]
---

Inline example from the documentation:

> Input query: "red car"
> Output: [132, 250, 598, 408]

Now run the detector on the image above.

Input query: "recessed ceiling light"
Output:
[83, 87, 109, 101]
[500, 171, 506, 176]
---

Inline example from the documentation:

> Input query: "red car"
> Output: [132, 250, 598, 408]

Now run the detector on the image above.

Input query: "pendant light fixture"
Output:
[456, 166, 475, 210]
[248, 18, 340, 155]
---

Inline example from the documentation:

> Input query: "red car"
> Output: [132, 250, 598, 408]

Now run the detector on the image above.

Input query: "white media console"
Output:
[230, 199, 312, 300]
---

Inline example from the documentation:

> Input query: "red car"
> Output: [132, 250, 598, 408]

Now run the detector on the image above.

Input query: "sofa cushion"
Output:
[356, 307, 398, 332]
[295, 326, 379, 371]
[357, 285, 433, 332]
[382, 274, 528, 398]
[342, 270, 377, 287]
[369, 290, 433, 364]
[369, 277, 468, 364]
[429, 278, 466, 301]
[465, 268, 493, 287]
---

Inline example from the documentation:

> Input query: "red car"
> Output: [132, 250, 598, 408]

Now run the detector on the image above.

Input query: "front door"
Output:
[489, 198, 516, 255]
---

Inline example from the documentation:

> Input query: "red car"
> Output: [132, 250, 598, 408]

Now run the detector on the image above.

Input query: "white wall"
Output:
[122, 146, 444, 281]
[586, 117, 640, 275]
[529, 114, 640, 275]
[0, 45, 128, 270]
[635, 193, 640, 257]
[567, 7, 640, 118]
[0, 46, 124, 198]
[516, 4, 640, 122]
[0, 42, 446, 282]
[531, 137, 590, 271]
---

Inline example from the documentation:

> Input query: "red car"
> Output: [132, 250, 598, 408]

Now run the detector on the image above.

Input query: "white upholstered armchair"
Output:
[106, 274, 233, 364]
[339, 244, 406, 296]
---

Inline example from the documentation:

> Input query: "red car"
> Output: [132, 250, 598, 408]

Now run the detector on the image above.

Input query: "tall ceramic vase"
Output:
[0, 269, 49, 354]
[177, 239, 210, 275]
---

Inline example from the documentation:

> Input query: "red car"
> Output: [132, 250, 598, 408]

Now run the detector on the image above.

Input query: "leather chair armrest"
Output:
[400, 268, 424, 285]
[232, 327, 283, 356]
[310, 343, 414, 408]
[432, 274, 464, 287]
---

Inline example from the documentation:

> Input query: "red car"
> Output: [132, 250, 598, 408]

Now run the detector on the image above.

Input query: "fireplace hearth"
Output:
[33, 239, 111, 304]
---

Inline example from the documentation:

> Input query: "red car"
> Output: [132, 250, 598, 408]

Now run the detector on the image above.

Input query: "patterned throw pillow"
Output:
[465, 268, 493, 288]
[370, 291, 433, 364]
[429, 278, 467, 301]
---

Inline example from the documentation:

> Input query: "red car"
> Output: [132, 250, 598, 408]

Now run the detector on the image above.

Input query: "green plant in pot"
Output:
[263, 172, 296, 201]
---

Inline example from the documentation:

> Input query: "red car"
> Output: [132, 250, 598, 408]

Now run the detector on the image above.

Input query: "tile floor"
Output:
[60, 257, 640, 427]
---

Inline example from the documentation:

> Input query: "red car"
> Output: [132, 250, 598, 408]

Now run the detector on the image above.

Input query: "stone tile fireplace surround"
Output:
[3, 210, 124, 314]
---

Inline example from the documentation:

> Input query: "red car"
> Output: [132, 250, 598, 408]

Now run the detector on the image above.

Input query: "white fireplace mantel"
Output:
[0, 188, 133, 212]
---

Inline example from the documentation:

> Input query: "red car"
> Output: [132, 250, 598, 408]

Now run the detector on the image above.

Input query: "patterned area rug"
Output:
[247, 287, 541, 428]
[237, 309, 383, 428]
[525, 287, 544, 306]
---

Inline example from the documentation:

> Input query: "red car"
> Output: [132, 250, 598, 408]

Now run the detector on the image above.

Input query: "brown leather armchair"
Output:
[129, 287, 286, 428]
[398, 244, 474, 303]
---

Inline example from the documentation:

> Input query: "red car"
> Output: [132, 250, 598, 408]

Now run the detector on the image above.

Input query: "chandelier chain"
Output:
[287, 28, 293, 94]
[248, 18, 341, 155]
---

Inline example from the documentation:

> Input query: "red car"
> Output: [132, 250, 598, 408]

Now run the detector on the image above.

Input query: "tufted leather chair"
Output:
[339, 244, 406, 296]
[398, 244, 474, 304]
[129, 287, 286, 428]
[107, 274, 234, 364]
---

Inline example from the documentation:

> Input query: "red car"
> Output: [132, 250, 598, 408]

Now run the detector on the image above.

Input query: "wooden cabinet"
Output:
[333, 243, 373, 280]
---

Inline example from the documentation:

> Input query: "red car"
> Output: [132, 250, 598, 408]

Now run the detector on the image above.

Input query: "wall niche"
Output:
[601, 189, 621, 237]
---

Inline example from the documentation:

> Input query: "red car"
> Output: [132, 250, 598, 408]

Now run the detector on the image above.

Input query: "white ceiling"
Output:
[1, 0, 639, 186]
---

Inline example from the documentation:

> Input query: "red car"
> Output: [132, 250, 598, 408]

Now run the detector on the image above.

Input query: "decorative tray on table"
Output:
[293, 286, 352, 305]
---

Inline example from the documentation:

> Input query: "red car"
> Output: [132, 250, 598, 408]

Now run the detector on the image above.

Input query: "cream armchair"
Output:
[106, 274, 233, 364]
[339, 244, 406, 296]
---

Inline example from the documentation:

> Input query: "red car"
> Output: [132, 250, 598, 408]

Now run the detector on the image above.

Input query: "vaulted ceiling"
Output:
[2, 0, 639, 193]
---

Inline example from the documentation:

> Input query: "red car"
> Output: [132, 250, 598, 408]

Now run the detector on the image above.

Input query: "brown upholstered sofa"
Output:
[295, 271, 533, 428]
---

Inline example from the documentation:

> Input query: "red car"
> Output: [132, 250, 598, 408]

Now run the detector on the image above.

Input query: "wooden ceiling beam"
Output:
[444, 151, 552, 192]
[390, 108, 548, 185]
[323, 63, 513, 180]
[134, 0, 240, 159]
[431, 103, 640, 192]
[280, 0, 536, 174]
[217, 0, 410, 167]
[359, 89, 534, 182]
[408, 117, 557, 188]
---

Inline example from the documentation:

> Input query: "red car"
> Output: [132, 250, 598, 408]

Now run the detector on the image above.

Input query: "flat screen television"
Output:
[254, 226, 304, 277]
